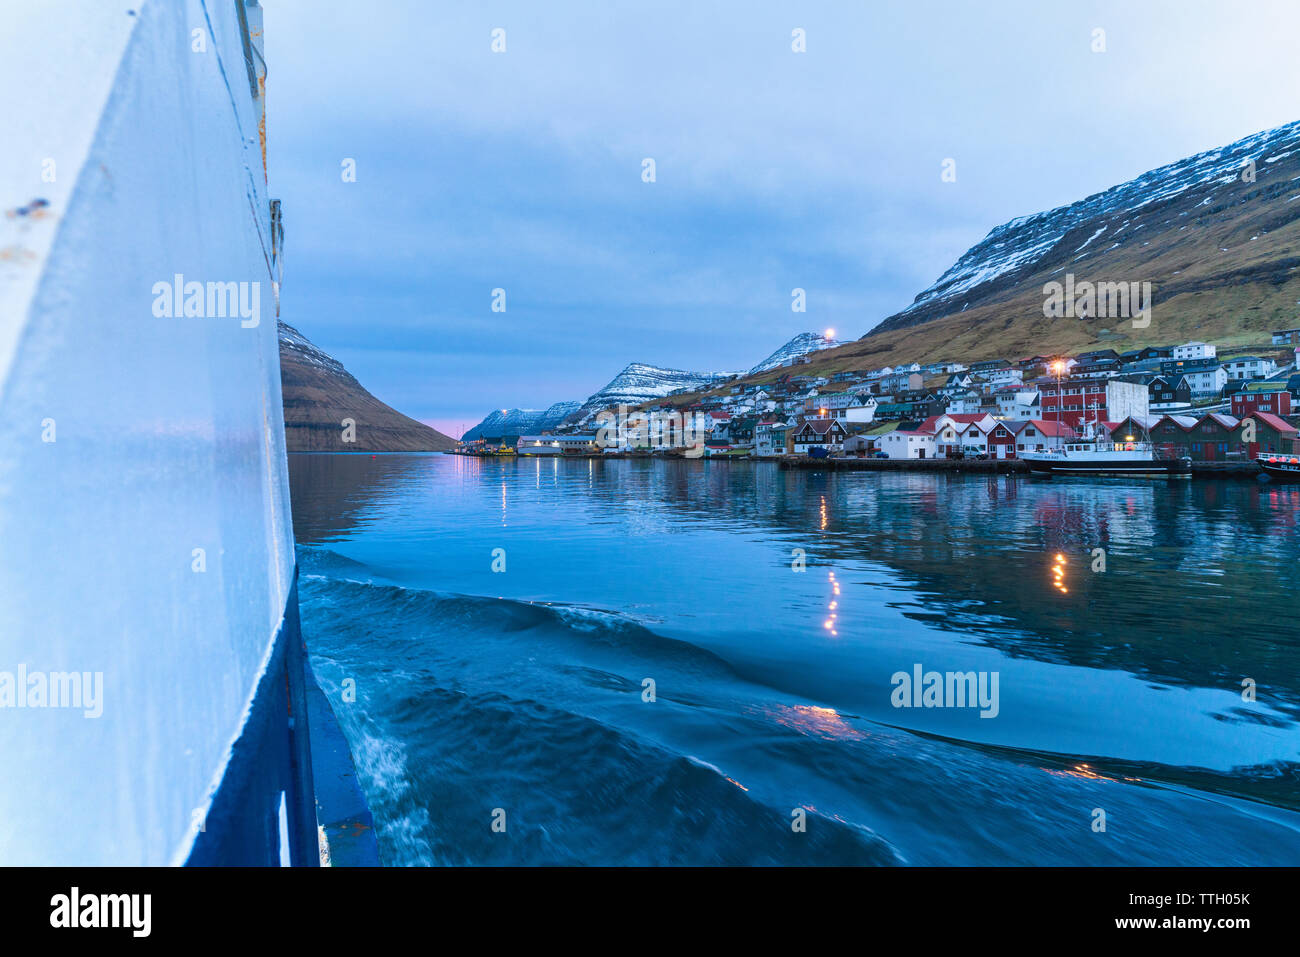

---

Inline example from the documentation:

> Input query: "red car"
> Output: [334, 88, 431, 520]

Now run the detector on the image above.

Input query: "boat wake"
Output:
[297, 546, 1300, 866]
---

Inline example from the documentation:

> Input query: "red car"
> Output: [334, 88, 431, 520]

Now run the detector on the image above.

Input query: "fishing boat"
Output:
[1022, 440, 1191, 479]
[1256, 453, 1300, 483]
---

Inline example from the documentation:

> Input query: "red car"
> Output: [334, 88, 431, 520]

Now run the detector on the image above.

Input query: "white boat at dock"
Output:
[1022, 441, 1191, 479]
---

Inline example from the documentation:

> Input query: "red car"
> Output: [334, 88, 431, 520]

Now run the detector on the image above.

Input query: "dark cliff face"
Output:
[865, 120, 1300, 341]
[278, 322, 455, 452]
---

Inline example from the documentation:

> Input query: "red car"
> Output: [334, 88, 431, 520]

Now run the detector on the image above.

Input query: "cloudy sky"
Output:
[265, 0, 1300, 437]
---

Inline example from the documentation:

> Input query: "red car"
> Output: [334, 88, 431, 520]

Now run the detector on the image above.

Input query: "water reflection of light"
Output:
[1051, 552, 1067, 594]
[1044, 762, 1136, 783]
[765, 704, 862, 740]
[820, 495, 827, 531]
[825, 570, 839, 636]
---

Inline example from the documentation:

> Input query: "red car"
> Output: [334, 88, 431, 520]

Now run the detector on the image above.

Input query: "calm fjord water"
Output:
[290, 453, 1300, 865]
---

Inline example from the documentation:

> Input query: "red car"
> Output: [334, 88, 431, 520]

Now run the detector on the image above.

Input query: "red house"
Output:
[987, 421, 1020, 458]
[1038, 377, 1148, 428]
[1231, 383, 1292, 418]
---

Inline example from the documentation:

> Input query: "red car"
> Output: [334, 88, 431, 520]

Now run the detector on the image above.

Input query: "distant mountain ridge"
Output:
[460, 362, 740, 439]
[462, 402, 583, 441]
[563, 363, 735, 425]
[278, 322, 455, 452]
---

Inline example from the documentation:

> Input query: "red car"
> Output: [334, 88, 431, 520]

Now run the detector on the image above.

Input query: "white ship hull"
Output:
[1022, 447, 1192, 479]
[0, 0, 370, 867]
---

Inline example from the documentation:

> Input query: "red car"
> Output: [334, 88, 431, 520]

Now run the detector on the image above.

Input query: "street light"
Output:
[1050, 360, 1065, 437]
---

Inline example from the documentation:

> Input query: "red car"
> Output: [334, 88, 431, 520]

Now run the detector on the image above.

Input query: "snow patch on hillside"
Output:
[749, 332, 841, 374]
[892, 120, 1300, 320]
[565, 363, 735, 424]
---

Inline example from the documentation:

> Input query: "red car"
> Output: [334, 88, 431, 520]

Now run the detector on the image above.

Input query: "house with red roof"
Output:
[1148, 412, 1296, 460]
[953, 418, 998, 457]
[1201, 413, 1242, 461]
[1014, 419, 1077, 454]
[919, 413, 995, 457]
[1102, 415, 1161, 448]
[1237, 411, 1299, 457]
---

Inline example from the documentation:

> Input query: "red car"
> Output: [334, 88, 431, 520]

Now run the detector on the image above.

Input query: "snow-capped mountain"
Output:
[462, 401, 583, 441]
[868, 119, 1300, 337]
[563, 363, 736, 425]
[463, 365, 735, 438]
[748, 332, 842, 374]
[279, 320, 351, 378]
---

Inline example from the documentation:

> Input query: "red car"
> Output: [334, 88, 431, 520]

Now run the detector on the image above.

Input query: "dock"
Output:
[778, 456, 1269, 480]
[778, 456, 1029, 473]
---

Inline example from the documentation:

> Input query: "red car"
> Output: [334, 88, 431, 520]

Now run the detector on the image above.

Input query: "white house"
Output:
[1223, 356, 1277, 380]
[517, 434, 599, 455]
[921, 413, 997, 458]
[938, 372, 974, 395]
[1182, 364, 1227, 398]
[880, 430, 935, 459]
[982, 367, 1025, 387]
[955, 420, 995, 456]
[995, 389, 1041, 420]
[947, 390, 982, 414]
[1173, 341, 1216, 361]
[843, 397, 878, 423]
[805, 390, 878, 423]
[754, 420, 788, 457]
[1014, 420, 1075, 453]
[879, 371, 924, 393]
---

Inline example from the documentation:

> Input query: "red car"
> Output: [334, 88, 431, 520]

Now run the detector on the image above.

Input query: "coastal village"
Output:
[457, 330, 1300, 467]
